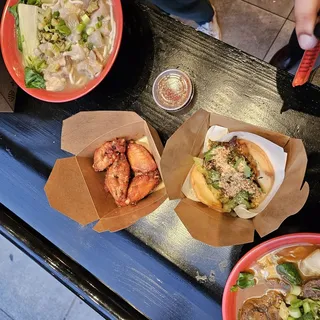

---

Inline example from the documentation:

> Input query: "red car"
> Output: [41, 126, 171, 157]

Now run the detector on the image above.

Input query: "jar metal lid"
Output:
[152, 69, 194, 111]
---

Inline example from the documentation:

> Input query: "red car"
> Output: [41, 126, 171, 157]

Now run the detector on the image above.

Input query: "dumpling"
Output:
[88, 30, 104, 48]
[299, 249, 320, 276]
[45, 76, 66, 91]
[64, 44, 86, 61]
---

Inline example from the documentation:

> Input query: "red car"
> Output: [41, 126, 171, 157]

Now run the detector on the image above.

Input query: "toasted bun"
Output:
[190, 139, 275, 212]
[238, 139, 275, 195]
[190, 166, 223, 212]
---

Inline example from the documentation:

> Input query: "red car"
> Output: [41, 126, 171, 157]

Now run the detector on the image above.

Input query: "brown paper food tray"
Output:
[45, 111, 167, 232]
[161, 109, 309, 247]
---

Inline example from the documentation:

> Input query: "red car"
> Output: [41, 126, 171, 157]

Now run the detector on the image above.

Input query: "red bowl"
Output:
[0, 0, 123, 103]
[222, 233, 320, 320]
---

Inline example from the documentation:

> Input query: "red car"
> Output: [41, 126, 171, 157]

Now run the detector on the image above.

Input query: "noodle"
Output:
[76, 76, 86, 85]
[41, 0, 59, 10]
[107, 0, 115, 54]
[68, 0, 83, 4]
[69, 67, 75, 84]
[33, 0, 116, 91]
[103, 45, 108, 58]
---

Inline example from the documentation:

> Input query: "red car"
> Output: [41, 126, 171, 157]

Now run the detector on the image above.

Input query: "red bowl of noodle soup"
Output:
[0, 0, 123, 102]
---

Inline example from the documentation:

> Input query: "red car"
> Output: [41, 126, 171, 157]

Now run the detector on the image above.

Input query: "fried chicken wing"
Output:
[104, 153, 130, 207]
[93, 138, 126, 172]
[126, 170, 161, 205]
[112, 138, 127, 153]
[127, 141, 157, 173]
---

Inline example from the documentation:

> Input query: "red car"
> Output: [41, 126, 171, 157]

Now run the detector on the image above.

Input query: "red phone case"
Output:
[292, 41, 320, 87]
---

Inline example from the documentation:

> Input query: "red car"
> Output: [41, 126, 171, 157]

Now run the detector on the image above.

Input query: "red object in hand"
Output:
[292, 41, 320, 87]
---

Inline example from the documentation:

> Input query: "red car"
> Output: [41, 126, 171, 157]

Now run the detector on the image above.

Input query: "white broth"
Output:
[14, 0, 116, 91]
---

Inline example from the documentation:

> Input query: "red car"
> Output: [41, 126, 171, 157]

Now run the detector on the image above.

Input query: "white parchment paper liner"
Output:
[182, 126, 287, 219]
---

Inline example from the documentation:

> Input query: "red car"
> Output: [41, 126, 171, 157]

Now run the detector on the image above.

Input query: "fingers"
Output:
[295, 0, 319, 50]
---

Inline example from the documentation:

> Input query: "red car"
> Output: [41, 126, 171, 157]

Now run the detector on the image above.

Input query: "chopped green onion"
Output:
[81, 32, 88, 42]
[212, 181, 220, 189]
[52, 44, 61, 55]
[204, 148, 215, 162]
[95, 21, 102, 29]
[57, 19, 66, 26]
[97, 15, 104, 21]
[290, 298, 303, 308]
[53, 11, 60, 19]
[81, 14, 90, 24]
[285, 294, 297, 305]
[290, 285, 302, 296]
[25, 56, 47, 73]
[65, 43, 72, 51]
[55, 18, 71, 35]
[86, 27, 95, 35]
[53, 18, 71, 36]
[43, 33, 51, 40]
[51, 18, 59, 27]
[87, 42, 94, 50]
[51, 33, 59, 42]
[303, 301, 311, 314]
[243, 165, 251, 178]
[288, 306, 302, 319]
[27, 0, 42, 6]
[57, 24, 71, 36]
[76, 22, 86, 34]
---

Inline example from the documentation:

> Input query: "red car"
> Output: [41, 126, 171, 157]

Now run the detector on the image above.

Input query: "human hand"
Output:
[295, 0, 320, 50]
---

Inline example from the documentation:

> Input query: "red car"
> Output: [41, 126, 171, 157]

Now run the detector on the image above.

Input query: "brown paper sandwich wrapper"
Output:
[160, 109, 309, 246]
[44, 111, 167, 232]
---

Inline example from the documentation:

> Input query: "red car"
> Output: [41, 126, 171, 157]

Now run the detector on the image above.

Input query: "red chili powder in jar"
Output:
[152, 69, 193, 111]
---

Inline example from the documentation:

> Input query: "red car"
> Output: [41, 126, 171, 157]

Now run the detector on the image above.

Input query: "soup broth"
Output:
[14, 0, 116, 91]
[234, 244, 320, 320]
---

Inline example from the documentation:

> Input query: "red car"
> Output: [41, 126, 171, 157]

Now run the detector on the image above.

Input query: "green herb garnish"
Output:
[24, 67, 45, 89]
[231, 272, 255, 292]
[276, 263, 302, 286]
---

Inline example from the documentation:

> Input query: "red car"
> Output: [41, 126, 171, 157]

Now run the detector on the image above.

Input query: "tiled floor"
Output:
[214, 0, 285, 60]
[0, 235, 104, 320]
[211, 0, 319, 84]
[168, 0, 300, 66]
[264, 19, 295, 62]
[212, 0, 293, 61]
